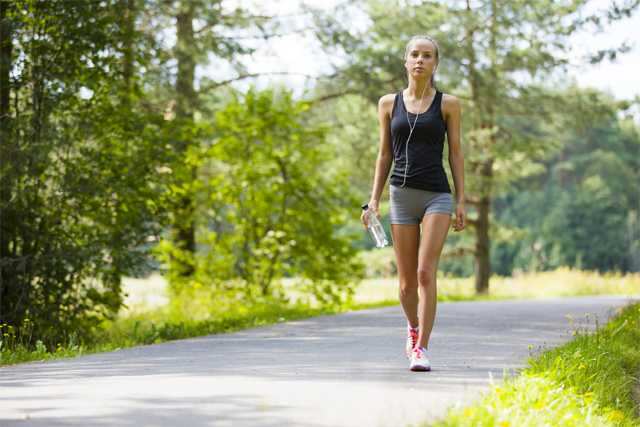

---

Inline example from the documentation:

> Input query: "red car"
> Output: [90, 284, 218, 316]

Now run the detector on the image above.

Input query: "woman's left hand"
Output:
[453, 202, 465, 232]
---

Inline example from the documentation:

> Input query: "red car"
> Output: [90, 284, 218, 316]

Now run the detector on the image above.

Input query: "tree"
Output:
[155, 86, 366, 308]
[0, 0, 171, 345]
[148, 0, 293, 279]
[493, 87, 640, 274]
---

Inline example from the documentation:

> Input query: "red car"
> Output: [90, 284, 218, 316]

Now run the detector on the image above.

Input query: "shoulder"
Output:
[440, 92, 461, 120]
[378, 93, 397, 118]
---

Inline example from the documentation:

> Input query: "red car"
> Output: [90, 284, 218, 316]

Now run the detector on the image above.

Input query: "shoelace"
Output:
[413, 346, 427, 359]
[408, 328, 419, 350]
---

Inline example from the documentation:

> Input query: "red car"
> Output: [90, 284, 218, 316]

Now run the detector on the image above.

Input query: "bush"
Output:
[155, 86, 366, 308]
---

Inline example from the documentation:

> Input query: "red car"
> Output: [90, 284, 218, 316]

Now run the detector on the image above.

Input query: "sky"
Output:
[209, 0, 640, 103]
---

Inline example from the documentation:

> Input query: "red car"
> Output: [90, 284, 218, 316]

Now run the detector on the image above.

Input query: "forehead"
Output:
[409, 39, 435, 52]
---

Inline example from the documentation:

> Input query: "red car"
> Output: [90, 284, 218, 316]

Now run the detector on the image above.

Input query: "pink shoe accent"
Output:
[405, 327, 419, 358]
[410, 346, 431, 371]
[413, 346, 427, 358]
[409, 329, 418, 342]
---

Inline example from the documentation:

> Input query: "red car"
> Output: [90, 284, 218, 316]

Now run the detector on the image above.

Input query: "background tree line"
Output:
[0, 0, 638, 348]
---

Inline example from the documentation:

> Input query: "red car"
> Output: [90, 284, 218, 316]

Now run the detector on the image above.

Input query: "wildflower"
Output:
[606, 409, 624, 423]
[463, 407, 475, 417]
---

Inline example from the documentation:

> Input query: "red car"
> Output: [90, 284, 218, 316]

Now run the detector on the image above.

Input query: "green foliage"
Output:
[357, 246, 397, 278]
[433, 302, 640, 426]
[493, 88, 640, 275]
[0, 1, 173, 347]
[155, 86, 366, 308]
[526, 305, 640, 422]
[314, 94, 381, 203]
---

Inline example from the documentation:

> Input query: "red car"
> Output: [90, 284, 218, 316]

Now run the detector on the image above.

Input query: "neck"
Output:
[406, 78, 433, 99]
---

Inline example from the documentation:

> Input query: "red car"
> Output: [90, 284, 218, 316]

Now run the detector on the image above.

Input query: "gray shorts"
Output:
[389, 184, 454, 225]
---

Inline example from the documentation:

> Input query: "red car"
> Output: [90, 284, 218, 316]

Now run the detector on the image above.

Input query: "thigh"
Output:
[417, 213, 451, 276]
[391, 224, 420, 284]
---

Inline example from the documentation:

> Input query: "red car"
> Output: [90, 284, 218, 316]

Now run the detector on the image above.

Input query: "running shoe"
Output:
[405, 325, 419, 359]
[409, 346, 431, 371]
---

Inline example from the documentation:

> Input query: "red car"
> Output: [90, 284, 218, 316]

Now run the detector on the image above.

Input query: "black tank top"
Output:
[389, 89, 451, 193]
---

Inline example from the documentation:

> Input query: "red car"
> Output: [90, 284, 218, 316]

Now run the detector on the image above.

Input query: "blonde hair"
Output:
[404, 35, 440, 89]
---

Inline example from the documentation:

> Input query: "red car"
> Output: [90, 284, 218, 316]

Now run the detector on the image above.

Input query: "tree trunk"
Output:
[471, 0, 499, 294]
[465, 0, 493, 294]
[474, 161, 492, 294]
[172, 2, 197, 277]
[121, 0, 135, 105]
[0, 1, 13, 323]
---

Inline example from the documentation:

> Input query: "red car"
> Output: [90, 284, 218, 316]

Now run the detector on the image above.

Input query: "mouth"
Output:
[414, 67, 424, 71]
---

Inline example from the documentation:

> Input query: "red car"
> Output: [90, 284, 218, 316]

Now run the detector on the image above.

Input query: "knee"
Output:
[399, 280, 418, 297]
[417, 268, 436, 288]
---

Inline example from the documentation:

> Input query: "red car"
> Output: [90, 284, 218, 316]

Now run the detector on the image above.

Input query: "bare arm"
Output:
[361, 94, 393, 228]
[444, 94, 466, 231]
[369, 95, 394, 207]
[445, 95, 464, 203]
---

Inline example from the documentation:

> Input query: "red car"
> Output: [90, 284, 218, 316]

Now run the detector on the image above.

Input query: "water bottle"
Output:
[361, 203, 389, 248]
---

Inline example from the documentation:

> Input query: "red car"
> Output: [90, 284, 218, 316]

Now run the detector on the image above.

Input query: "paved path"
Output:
[1, 295, 638, 427]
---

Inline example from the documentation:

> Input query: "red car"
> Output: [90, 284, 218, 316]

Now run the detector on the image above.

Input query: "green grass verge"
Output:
[1, 286, 505, 367]
[0, 298, 390, 366]
[427, 302, 640, 427]
[0, 299, 331, 366]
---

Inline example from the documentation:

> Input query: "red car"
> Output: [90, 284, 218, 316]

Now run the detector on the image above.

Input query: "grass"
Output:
[1, 266, 639, 367]
[0, 299, 340, 366]
[426, 301, 640, 427]
[0, 294, 404, 366]
[354, 267, 640, 304]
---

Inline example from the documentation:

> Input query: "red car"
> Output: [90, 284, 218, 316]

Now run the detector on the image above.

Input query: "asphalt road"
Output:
[1, 295, 638, 427]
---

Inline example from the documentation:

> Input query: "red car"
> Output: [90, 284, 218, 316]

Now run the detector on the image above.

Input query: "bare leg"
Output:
[390, 223, 420, 328]
[416, 213, 451, 349]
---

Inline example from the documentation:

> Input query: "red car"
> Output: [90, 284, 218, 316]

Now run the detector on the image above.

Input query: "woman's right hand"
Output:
[361, 199, 381, 229]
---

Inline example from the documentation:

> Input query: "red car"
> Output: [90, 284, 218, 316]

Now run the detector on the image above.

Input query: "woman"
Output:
[360, 35, 466, 372]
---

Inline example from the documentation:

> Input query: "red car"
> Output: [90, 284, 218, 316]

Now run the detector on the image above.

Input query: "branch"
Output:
[461, 194, 481, 205]
[195, 26, 314, 39]
[442, 246, 476, 258]
[465, 217, 479, 228]
[307, 76, 398, 106]
[199, 71, 321, 91]
[196, 0, 357, 32]
[307, 88, 365, 105]
[217, 0, 355, 22]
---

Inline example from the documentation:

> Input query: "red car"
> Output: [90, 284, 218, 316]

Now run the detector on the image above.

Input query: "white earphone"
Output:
[401, 83, 429, 188]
